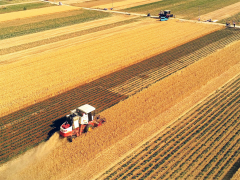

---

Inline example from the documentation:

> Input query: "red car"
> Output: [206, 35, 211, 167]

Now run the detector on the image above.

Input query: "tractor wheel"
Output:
[85, 124, 94, 133]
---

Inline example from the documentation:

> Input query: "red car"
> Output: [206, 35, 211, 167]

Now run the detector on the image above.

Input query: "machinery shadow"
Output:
[47, 116, 66, 140]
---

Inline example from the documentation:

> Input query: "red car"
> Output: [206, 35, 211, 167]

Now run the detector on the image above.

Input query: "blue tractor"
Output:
[159, 10, 173, 21]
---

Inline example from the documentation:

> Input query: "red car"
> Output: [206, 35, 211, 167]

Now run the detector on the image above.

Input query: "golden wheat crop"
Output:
[0, 5, 81, 22]
[92, 0, 161, 9]
[0, 15, 135, 50]
[0, 19, 223, 116]
[8, 38, 240, 180]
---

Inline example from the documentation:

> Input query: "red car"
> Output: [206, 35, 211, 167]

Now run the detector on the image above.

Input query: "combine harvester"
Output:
[60, 104, 106, 142]
[159, 10, 173, 21]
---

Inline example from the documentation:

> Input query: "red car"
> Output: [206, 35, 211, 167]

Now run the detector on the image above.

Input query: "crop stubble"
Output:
[0, 20, 222, 117]
[0, 5, 81, 22]
[0, 27, 239, 166]
[4, 38, 240, 180]
[98, 75, 240, 180]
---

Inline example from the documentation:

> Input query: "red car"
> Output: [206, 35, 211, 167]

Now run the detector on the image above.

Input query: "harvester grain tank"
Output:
[60, 104, 106, 142]
[159, 10, 173, 21]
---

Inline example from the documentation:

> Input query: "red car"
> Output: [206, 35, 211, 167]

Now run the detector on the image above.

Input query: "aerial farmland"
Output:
[0, 0, 239, 179]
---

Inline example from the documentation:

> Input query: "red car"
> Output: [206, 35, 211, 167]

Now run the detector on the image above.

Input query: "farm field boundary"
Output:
[2, 40, 240, 180]
[97, 73, 240, 180]
[0, 28, 239, 165]
[0, 1, 39, 7]
[122, 0, 240, 20]
[200, 1, 240, 21]
[0, 2, 54, 14]
[0, 20, 222, 117]
[0, 9, 110, 40]
[76, 63, 240, 180]
[0, 15, 139, 55]
[0, 5, 81, 23]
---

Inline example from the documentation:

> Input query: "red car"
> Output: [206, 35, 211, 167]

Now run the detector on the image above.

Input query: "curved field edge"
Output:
[122, 0, 240, 19]
[3, 39, 240, 180]
[0, 28, 239, 165]
[0, 9, 110, 40]
[97, 74, 240, 180]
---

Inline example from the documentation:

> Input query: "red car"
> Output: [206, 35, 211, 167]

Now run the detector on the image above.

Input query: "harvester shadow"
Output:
[47, 116, 66, 140]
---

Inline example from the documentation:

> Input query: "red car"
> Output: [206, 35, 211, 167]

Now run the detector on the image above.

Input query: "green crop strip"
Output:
[0, 2, 54, 14]
[0, 17, 141, 55]
[0, 9, 110, 40]
[220, 12, 240, 26]
[123, 0, 240, 20]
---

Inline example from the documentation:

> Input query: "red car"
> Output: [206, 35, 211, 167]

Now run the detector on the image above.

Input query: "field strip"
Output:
[0, 36, 239, 179]
[200, 1, 240, 21]
[73, 64, 240, 180]
[0, 15, 135, 50]
[109, 33, 240, 96]
[0, 18, 150, 63]
[91, 0, 162, 10]
[0, 5, 81, 23]
[0, 20, 223, 116]
[94, 67, 240, 179]
[0, 1, 39, 7]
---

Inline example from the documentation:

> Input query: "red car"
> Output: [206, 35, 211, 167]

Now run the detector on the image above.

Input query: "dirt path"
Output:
[200, 1, 240, 21]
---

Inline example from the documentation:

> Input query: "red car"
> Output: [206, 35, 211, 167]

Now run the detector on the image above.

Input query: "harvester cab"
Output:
[60, 104, 106, 142]
[159, 10, 173, 21]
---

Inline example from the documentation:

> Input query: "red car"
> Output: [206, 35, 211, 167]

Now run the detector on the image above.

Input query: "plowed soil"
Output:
[0, 19, 222, 117]
[1, 38, 239, 180]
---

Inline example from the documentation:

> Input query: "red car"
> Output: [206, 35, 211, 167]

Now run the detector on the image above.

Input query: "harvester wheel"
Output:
[85, 124, 94, 133]
[68, 136, 73, 142]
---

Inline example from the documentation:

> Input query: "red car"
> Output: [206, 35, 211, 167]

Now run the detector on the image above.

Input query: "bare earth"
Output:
[200, 1, 240, 21]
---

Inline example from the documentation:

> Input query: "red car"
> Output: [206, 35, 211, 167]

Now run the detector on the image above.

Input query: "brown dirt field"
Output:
[0, 14, 135, 50]
[0, 5, 81, 23]
[0, 19, 222, 117]
[200, 1, 240, 21]
[1, 39, 239, 180]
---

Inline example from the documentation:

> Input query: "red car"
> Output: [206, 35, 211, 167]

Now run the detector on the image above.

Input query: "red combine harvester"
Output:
[60, 104, 106, 142]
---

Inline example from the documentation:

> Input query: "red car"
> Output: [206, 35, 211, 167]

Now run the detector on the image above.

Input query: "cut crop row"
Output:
[1, 28, 239, 165]
[98, 75, 240, 180]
